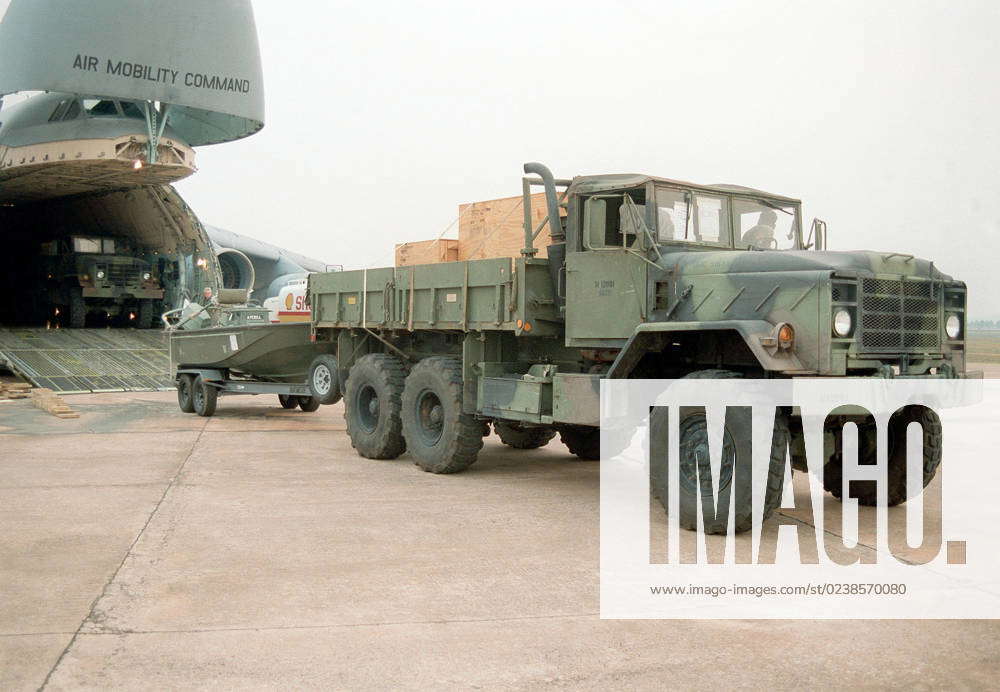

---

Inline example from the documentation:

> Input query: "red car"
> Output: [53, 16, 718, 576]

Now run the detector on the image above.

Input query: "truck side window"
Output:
[584, 192, 645, 249]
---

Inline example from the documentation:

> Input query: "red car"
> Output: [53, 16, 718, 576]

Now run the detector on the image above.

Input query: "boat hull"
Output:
[169, 322, 324, 383]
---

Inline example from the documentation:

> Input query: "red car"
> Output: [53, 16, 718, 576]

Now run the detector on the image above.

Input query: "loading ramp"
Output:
[0, 328, 172, 393]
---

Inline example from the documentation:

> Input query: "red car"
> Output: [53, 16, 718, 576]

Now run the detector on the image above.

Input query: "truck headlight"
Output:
[945, 314, 961, 339]
[96, 270, 106, 280]
[832, 309, 852, 337]
[142, 272, 151, 281]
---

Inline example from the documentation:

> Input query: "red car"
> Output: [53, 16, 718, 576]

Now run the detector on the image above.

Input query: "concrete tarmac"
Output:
[1, 388, 998, 690]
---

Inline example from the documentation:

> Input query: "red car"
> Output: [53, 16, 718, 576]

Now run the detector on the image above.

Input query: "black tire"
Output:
[557, 425, 601, 460]
[823, 405, 942, 507]
[138, 300, 156, 329]
[494, 421, 556, 449]
[344, 353, 408, 459]
[192, 376, 218, 417]
[297, 395, 321, 412]
[176, 374, 195, 413]
[401, 357, 483, 473]
[69, 288, 86, 328]
[308, 354, 342, 405]
[278, 394, 298, 409]
[649, 369, 787, 534]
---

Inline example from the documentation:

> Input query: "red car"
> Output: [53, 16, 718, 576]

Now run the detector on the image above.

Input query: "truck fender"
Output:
[606, 320, 807, 378]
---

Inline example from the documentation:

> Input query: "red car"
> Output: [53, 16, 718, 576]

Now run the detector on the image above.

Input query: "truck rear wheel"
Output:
[823, 405, 942, 507]
[176, 374, 195, 413]
[192, 376, 218, 417]
[344, 354, 407, 459]
[494, 421, 556, 449]
[558, 425, 600, 460]
[401, 357, 483, 474]
[308, 354, 342, 405]
[278, 394, 298, 409]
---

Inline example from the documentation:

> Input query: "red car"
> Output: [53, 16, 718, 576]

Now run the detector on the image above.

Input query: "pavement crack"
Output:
[37, 418, 209, 691]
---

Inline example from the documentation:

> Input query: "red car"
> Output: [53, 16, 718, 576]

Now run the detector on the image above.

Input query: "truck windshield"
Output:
[72, 237, 101, 253]
[733, 198, 799, 250]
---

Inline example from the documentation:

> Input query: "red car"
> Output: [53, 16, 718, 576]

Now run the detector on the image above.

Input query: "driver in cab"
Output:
[741, 209, 778, 249]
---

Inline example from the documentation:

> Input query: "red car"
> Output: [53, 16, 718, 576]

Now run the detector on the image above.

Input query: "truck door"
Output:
[565, 194, 648, 341]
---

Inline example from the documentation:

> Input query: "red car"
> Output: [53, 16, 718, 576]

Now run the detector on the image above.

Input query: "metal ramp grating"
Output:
[0, 328, 172, 393]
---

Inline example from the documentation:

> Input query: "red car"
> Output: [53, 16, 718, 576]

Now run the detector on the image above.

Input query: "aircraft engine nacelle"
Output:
[216, 248, 256, 292]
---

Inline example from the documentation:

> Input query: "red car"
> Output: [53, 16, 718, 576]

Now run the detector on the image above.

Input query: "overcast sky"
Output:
[4, 1, 999, 317]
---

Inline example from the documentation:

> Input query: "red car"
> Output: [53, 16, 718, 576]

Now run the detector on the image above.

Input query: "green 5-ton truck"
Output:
[177, 162, 973, 532]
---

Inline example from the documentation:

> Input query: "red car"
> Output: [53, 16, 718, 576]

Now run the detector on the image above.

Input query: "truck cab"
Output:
[541, 171, 968, 380]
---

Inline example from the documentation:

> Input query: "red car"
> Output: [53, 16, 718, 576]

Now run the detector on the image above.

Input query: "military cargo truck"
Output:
[194, 162, 972, 531]
[38, 234, 164, 328]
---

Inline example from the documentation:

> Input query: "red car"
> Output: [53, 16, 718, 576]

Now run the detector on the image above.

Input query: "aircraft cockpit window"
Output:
[83, 99, 120, 117]
[48, 99, 81, 122]
[49, 100, 69, 122]
[120, 102, 145, 119]
[63, 100, 81, 120]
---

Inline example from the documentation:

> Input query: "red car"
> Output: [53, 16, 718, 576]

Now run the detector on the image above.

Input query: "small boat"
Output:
[165, 298, 323, 383]
[169, 321, 324, 383]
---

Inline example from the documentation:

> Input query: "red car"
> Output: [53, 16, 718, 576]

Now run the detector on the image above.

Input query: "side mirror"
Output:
[806, 218, 827, 250]
[583, 197, 607, 249]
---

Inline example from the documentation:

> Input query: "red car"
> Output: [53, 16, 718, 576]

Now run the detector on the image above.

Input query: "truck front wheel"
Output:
[138, 300, 156, 329]
[344, 354, 407, 459]
[401, 357, 482, 473]
[822, 405, 941, 507]
[649, 405, 789, 534]
[494, 421, 556, 449]
[69, 288, 86, 328]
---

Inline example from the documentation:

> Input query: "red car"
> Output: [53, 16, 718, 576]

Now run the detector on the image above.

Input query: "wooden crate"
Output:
[395, 238, 459, 267]
[458, 192, 565, 261]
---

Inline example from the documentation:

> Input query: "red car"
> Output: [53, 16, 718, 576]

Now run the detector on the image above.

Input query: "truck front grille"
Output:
[859, 278, 941, 352]
[106, 264, 142, 287]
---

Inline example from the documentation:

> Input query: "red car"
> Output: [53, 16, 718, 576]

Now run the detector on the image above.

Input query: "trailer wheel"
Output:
[308, 354, 342, 405]
[823, 404, 941, 507]
[344, 354, 408, 459]
[297, 396, 321, 412]
[192, 376, 218, 417]
[557, 425, 601, 460]
[494, 421, 556, 449]
[278, 394, 298, 409]
[69, 288, 86, 328]
[401, 357, 483, 473]
[176, 374, 195, 413]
